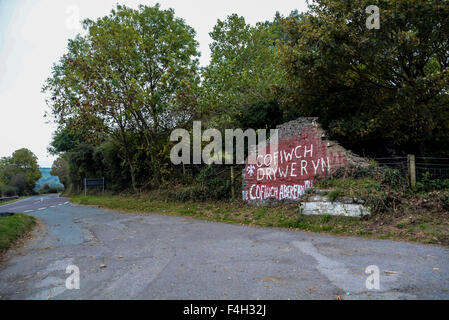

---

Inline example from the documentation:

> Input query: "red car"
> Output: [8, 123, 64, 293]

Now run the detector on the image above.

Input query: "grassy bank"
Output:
[0, 214, 36, 251]
[0, 196, 28, 206]
[71, 192, 449, 246]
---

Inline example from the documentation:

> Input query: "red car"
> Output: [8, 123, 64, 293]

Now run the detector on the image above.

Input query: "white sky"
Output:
[0, 0, 308, 167]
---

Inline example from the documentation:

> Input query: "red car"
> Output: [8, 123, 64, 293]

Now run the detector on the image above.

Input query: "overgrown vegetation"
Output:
[313, 165, 409, 213]
[34, 168, 63, 192]
[167, 166, 235, 202]
[0, 214, 36, 251]
[416, 172, 449, 193]
[44, 1, 449, 199]
[314, 165, 449, 216]
[309, 165, 449, 245]
[0, 149, 42, 197]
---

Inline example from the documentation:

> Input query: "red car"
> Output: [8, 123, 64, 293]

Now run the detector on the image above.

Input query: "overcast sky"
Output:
[0, 0, 308, 167]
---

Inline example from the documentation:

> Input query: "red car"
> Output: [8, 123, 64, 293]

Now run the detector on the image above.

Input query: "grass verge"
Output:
[0, 213, 36, 251]
[0, 196, 28, 207]
[71, 193, 449, 247]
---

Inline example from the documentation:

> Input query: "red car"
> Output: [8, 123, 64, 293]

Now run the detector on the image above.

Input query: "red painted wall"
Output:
[243, 126, 348, 202]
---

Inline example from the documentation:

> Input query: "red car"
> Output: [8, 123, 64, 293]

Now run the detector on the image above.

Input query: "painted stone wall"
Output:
[242, 118, 367, 204]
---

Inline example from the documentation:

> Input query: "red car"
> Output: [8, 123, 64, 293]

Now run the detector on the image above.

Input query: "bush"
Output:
[328, 189, 342, 202]
[0, 185, 18, 197]
[167, 166, 232, 202]
[314, 165, 408, 214]
[38, 186, 61, 194]
[416, 172, 449, 192]
[10, 173, 27, 195]
[381, 168, 408, 191]
[49, 187, 59, 194]
[196, 166, 231, 200]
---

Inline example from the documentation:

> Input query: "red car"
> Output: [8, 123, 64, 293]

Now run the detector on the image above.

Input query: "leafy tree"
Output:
[48, 128, 83, 155]
[66, 143, 101, 191]
[0, 157, 10, 187]
[201, 14, 286, 129]
[0, 149, 41, 195]
[43, 4, 201, 187]
[0, 184, 18, 197]
[51, 156, 70, 190]
[11, 173, 28, 195]
[278, 0, 449, 156]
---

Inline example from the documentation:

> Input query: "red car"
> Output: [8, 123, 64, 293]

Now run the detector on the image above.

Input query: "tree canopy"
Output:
[201, 13, 294, 130]
[277, 0, 449, 156]
[43, 4, 201, 190]
[0, 148, 42, 196]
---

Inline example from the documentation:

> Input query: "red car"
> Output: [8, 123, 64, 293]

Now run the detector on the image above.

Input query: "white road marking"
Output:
[50, 206, 56, 208]
[38, 207, 47, 211]
[64, 202, 69, 204]
[24, 210, 33, 213]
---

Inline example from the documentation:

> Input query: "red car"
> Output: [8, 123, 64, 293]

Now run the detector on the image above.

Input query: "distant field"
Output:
[34, 168, 63, 190]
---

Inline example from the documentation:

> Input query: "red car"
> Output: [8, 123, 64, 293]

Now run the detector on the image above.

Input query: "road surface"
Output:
[0, 194, 448, 300]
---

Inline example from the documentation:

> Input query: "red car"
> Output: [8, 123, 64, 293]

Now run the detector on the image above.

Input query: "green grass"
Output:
[0, 213, 36, 251]
[328, 189, 343, 202]
[315, 177, 381, 198]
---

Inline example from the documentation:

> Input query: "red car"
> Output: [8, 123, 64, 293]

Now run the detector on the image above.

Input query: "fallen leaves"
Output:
[384, 270, 398, 276]
[261, 277, 282, 283]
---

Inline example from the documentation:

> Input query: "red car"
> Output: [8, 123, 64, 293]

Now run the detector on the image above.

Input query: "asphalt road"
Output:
[0, 194, 448, 300]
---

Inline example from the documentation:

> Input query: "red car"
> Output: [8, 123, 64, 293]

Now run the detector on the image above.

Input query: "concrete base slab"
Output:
[300, 201, 371, 218]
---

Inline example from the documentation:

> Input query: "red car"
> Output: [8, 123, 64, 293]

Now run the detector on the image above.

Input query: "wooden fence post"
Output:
[408, 154, 416, 190]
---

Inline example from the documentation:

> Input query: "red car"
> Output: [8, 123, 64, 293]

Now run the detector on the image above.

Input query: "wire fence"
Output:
[415, 157, 449, 180]
[375, 156, 449, 181]
[374, 157, 408, 175]
[178, 155, 449, 196]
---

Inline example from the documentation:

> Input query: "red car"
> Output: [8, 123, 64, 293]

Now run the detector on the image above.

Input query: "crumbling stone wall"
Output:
[242, 117, 368, 204]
